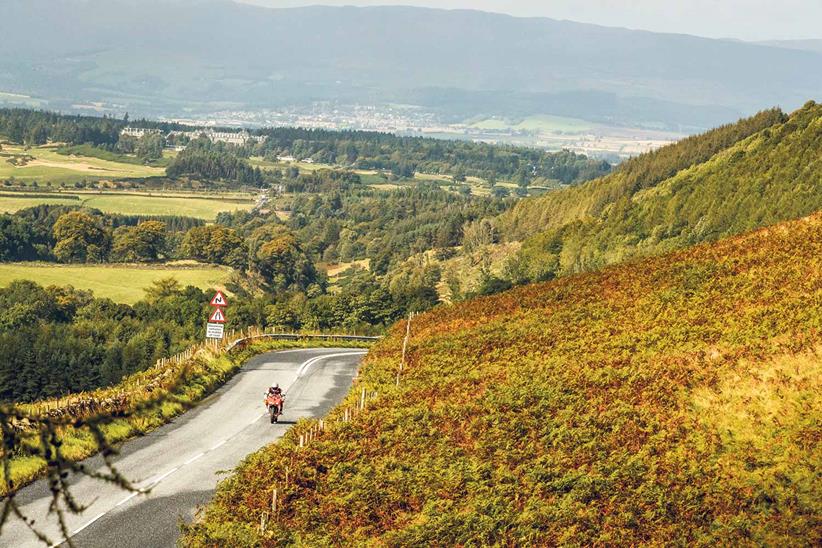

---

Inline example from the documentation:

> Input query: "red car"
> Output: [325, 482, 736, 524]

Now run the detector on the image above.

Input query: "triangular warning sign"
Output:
[209, 307, 226, 323]
[210, 291, 228, 307]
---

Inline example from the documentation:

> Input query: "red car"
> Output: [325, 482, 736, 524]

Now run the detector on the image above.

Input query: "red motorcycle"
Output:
[264, 393, 284, 423]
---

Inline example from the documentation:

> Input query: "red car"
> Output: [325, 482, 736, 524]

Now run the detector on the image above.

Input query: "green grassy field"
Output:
[0, 262, 233, 303]
[469, 114, 594, 133]
[55, 144, 172, 168]
[0, 144, 165, 184]
[0, 191, 255, 220]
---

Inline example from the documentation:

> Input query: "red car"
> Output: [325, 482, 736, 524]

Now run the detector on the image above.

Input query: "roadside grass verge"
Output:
[2, 335, 372, 495]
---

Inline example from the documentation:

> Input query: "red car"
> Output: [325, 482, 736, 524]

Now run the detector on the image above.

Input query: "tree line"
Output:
[0, 205, 204, 262]
[0, 279, 207, 402]
[253, 127, 611, 184]
[165, 138, 265, 185]
[0, 108, 611, 187]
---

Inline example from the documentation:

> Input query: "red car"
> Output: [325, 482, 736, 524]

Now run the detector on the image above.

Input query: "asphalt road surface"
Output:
[1, 347, 366, 548]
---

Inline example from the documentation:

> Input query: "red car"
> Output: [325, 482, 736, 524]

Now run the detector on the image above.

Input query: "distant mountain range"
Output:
[1, 0, 820, 130]
[759, 39, 822, 54]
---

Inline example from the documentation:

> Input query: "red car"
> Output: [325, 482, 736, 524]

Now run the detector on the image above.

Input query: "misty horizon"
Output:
[237, 0, 822, 42]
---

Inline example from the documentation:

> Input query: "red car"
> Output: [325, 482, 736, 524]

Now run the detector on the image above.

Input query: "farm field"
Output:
[0, 262, 232, 304]
[0, 191, 256, 220]
[469, 114, 594, 133]
[0, 143, 164, 183]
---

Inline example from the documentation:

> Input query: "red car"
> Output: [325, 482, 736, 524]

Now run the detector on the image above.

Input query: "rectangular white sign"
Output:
[206, 322, 225, 339]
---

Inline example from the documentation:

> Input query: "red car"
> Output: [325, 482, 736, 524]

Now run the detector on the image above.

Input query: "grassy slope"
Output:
[0, 144, 164, 183]
[0, 263, 232, 304]
[184, 213, 821, 546]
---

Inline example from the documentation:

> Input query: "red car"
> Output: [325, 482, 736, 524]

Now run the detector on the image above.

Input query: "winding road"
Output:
[2, 347, 366, 547]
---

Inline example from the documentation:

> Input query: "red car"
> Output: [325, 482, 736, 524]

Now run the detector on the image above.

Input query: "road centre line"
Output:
[183, 452, 205, 465]
[294, 350, 367, 379]
[115, 492, 139, 507]
[66, 512, 105, 541]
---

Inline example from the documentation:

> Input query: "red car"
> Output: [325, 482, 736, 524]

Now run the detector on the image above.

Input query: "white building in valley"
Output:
[121, 127, 265, 147]
[121, 127, 162, 138]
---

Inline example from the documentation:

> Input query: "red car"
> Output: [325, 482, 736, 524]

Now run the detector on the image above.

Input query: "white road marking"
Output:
[53, 349, 368, 545]
[115, 492, 139, 507]
[146, 465, 181, 489]
[73, 512, 105, 535]
[183, 452, 205, 465]
[294, 351, 367, 379]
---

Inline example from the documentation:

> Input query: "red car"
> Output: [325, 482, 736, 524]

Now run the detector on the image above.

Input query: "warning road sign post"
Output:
[208, 307, 226, 323]
[206, 323, 225, 339]
[210, 291, 228, 307]
[206, 291, 228, 339]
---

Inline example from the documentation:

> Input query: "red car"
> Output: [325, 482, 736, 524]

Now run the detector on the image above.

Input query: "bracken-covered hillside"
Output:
[497, 102, 821, 284]
[184, 212, 821, 546]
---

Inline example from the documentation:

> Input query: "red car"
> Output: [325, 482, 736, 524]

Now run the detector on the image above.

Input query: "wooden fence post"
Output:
[397, 312, 413, 385]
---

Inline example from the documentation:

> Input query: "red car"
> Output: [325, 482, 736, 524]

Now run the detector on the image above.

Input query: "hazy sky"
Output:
[238, 1, 821, 41]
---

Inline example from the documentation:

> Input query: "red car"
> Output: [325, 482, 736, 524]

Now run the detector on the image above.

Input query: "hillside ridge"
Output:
[499, 106, 790, 239]
[494, 101, 821, 285]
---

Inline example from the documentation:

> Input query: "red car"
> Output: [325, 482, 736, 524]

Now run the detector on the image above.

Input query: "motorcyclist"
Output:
[266, 384, 284, 413]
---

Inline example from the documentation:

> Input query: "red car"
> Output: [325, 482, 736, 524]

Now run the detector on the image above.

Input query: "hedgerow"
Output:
[184, 213, 821, 546]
